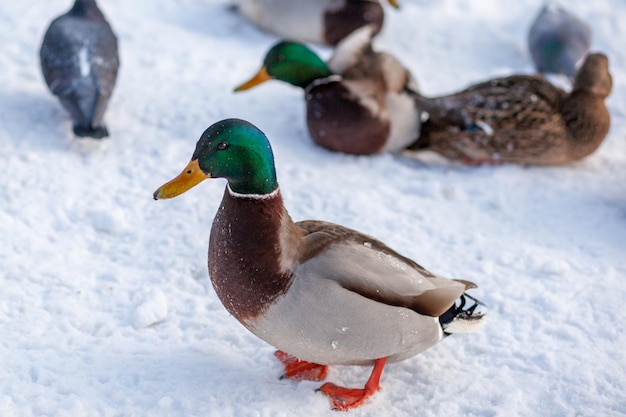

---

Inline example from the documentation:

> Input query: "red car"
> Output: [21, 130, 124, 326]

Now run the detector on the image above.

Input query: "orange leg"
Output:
[318, 357, 388, 411]
[274, 350, 329, 381]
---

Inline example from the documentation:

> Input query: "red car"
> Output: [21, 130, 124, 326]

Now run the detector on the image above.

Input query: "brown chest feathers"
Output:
[306, 80, 390, 154]
[208, 188, 300, 323]
[323, 1, 384, 46]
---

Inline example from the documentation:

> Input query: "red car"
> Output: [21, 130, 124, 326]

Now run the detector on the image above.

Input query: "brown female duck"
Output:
[407, 53, 611, 165]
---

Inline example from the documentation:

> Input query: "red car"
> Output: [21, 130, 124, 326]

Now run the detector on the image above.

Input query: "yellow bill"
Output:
[234, 67, 271, 92]
[387, 0, 400, 8]
[153, 159, 210, 200]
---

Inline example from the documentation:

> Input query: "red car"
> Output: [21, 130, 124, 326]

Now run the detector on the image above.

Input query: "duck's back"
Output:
[442, 76, 565, 126]
[411, 76, 576, 164]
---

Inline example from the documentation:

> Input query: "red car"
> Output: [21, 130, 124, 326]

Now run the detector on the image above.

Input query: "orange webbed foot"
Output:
[317, 357, 387, 411]
[318, 382, 377, 410]
[274, 350, 329, 381]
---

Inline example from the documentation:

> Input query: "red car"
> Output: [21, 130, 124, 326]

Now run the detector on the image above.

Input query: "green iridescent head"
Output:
[154, 119, 278, 198]
[234, 41, 333, 90]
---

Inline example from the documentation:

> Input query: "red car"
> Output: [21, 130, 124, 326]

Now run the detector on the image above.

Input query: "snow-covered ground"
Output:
[1, 1, 625, 416]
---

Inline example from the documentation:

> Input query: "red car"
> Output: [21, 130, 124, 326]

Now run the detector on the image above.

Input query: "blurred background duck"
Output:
[234, 25, 422, 155]
[234, 0, 399, 45]
[528, 4, 591, 79]
[407, 53, 611, 165]
[40, 0, 119, 139]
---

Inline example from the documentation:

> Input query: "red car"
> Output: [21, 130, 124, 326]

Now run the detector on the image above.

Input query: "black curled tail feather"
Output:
[439, 293, 486, 336]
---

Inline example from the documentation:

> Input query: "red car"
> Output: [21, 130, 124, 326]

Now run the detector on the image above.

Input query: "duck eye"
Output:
[217, 142, 229, 151]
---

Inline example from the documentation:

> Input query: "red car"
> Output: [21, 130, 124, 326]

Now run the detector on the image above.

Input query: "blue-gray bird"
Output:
[40, 0, 119, 138]
[528, 4, 591, 79]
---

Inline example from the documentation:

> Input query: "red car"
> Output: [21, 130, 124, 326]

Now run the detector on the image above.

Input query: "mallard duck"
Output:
[528, 4, 591, 79]
[40, 0, 119, 139]
[235, 0, 399, 46]
[234, 25, 422, 155]
[154, 118, 485, 410]
[407, 53, 611, 165]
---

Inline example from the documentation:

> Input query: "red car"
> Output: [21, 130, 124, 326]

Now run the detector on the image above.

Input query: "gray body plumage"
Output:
[40, 0, 119, 138]
[528, 4, 591, 78]
[239, 214, 485, 367]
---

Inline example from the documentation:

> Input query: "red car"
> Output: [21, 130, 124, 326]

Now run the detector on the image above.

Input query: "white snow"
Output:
[133, 288, 169, 329]
[1, 0, 625, 416]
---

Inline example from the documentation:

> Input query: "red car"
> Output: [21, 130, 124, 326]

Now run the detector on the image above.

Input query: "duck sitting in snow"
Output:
[40, 0, 119, 139]
[234, 25, 422, 155]
[528, 4, 591, 79]
[407, 53, 611, 165]
[235, 0, 399, 46]
[154, 118, 485, 411]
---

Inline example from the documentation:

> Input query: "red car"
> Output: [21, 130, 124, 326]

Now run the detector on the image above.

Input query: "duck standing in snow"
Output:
[407, 53, 611, 165]
[40, 0, 119, 139]
[154, 118, 485, 410]
[235, 0, 399, 46]
[528, 4, 591, 79]
[234, 25, 422, 155]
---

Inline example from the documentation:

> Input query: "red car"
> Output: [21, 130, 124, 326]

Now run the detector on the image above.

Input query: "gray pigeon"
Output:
[528, 4, 591, 79]
[40, 0, 119, 138]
